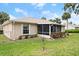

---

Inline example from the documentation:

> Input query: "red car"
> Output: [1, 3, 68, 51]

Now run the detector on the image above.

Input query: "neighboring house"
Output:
[75, 25, 79, 29]
[65, 23, 76, 30]
[61, 20, 77, 30]
[2, 17, 65, 40]
[62, 23, 79, 30]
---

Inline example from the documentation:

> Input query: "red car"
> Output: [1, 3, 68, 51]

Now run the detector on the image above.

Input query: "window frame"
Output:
[21, 24, 29, 35]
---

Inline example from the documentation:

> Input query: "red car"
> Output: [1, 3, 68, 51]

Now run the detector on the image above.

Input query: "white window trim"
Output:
[21, 24, 29, 35]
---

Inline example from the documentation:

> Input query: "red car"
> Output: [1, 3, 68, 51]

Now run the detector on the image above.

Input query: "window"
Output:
[23, 24, 29, 34]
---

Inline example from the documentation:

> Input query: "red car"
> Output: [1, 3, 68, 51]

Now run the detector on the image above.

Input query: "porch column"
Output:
[56, 25, 57, 32]
[49, 25, 51, 35]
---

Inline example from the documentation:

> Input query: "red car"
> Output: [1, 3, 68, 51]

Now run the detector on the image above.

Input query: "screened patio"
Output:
[37, 24, 63, 35]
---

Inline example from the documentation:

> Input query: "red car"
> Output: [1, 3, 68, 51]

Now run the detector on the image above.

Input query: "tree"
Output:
[64, 3, 79, 15]
[55, 18, 61, 24]
[49, 19, 57, 22]
[49, 19, 54, 22]
[49, 18, 61, 24]
[0, 12, 10, 24]
[69, 21, 72, 24]
[41, 17, 46, 20]
[62, 12, 71, 30]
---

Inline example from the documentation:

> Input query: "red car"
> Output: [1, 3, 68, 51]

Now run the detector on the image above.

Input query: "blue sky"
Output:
[0, 3, 79, 24]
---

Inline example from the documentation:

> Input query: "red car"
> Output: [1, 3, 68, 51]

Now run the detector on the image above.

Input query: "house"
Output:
[65, 23, 76, 30]
[75, 25, 79, 29]
[2, 17, 65, 40]
[61, 20, 77, 30]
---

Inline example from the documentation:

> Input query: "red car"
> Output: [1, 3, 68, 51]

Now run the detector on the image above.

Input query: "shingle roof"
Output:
[2, 17, 63, 26]
[14, 17, 56, 24]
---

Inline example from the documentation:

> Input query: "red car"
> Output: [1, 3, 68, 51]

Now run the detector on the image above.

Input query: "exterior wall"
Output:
[29, 24, 37, 35]
[3, 22, 38, 40]
[61, 26, 65, 32]
[13, 23, 37, 39]
[13, 23, 22, 40]
[3, 23, 13, 39]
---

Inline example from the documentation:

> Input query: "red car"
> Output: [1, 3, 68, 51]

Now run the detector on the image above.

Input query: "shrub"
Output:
[65, 29, 79, 33]
[50, 32, 66, 39]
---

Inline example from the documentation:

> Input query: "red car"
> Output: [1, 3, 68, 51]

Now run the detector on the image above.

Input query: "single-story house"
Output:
[2, 17, 65, 40]
[75, 25, 79, 29]
[61, 22, 75, 30]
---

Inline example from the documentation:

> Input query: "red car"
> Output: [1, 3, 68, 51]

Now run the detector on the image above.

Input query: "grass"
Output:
[0, 33, 79, 56]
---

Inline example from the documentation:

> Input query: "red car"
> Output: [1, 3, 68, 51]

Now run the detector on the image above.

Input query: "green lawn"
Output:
[0, 33, 79, 56]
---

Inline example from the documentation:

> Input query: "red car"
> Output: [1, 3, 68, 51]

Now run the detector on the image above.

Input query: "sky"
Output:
[0, 3, 79, 24]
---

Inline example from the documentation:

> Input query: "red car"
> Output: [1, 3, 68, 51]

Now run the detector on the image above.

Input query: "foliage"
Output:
[50, 32, 66, 38]
[41, 17, 46, 20]
[64, 3, 79, 14]
[55, 18, 61, 24]
[49, 18, 61, 24]
[62, 12, 71, 30]
[62, 12, 71, 20]
[65, 29, 79, 33]
[69, 21, 73, 24]
[0, 12, 10, 24]
[49, 19, 54, 22]
[49, 19, 56, 22]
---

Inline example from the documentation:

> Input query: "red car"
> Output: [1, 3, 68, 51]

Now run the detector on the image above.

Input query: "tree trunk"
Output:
[66, 19, 69, 35]
[67, 19, 68, 30]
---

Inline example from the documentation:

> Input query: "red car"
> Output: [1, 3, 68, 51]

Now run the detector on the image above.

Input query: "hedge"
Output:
[65, 29, 79, 33]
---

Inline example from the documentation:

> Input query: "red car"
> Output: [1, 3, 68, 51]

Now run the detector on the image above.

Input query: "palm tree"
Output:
[62, 12, 71, 30]
[64, 3, 79, 15]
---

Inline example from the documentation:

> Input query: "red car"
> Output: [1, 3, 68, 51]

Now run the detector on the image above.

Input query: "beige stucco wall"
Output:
[61, 26, 65, 32]
[3, 23, 13, 39]
[3, 22, 38, 40]
[13, 23, 22, 40]
[29, 24, 37, 35]
[13, 23, 37, 40]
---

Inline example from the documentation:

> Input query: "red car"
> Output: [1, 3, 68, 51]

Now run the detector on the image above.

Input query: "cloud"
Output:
[9, 14, 16, 20]
[41, 10, 59, 19]
[31, 3, 46, 9]
[51, 4, 57, 6]
[69, 13, 79, 24]
[15, 8, 28, 16]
